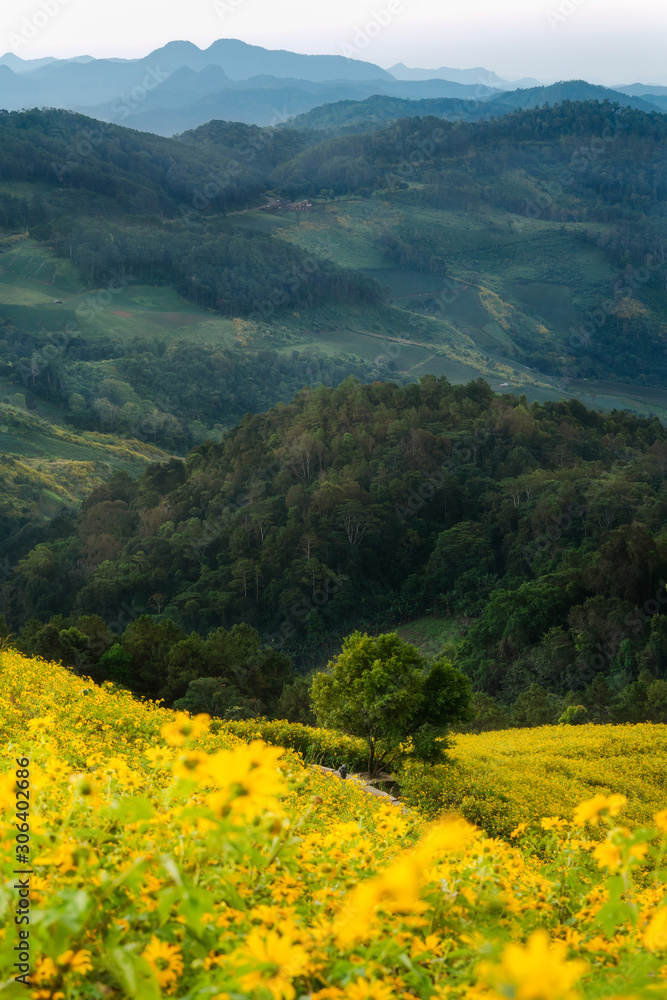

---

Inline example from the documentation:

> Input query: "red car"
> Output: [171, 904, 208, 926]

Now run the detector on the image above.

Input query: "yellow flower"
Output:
[44, 760, 71, 780]
[654, 809, 667, 833]
[172, 749, 211, 781]
[334, 821, 474, 947]
[0, 771, 19, 813]
[68, 773, 103, 807]
[644, 907, 667, 952]
[478, 930, 588, 999]
[161, 712, 210, 747]
[419, 817, 478, 858]
[206, 741, 286, 819]
[592, 841, 622, 870]
[238, 927, 310, 1000]
[142, 936, 184, 993]
[511, 822, 528, 838]
[56, 949, 93, 975]
[27, 715, 55, 734]
[33, 956, 58, 984]
[573, 794, 626, 827]
[410, 933, 444, 958]
[342, 978, 395, 999]
[541, 817, 567, 831]
[145, 746, 173, 767]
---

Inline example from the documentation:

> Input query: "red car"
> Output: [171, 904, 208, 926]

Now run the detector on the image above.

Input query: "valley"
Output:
[0, 18, 667, 998]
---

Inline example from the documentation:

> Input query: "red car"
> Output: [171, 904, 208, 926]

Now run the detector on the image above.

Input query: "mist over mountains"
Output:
[1, 38, 667, 135]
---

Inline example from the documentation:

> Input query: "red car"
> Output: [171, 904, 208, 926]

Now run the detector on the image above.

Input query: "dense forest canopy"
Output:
[2, 376, 666, 724]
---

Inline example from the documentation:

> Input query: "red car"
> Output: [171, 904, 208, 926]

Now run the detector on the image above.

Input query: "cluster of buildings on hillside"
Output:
[262, 199, 313, 213]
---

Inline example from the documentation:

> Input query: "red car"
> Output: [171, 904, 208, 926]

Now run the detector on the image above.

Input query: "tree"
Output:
[583, 672, 614, 722]
[510, 684, 563, 727]
[311, 631, 472, 776]
[98, 643, 133, 686]
[276, 675, 316, 725]
[121, 616, 185, 694]
[558, 704, 588, 725]
[174, 678, 262, 719]
[419, 657, 474, 727]
[458, 691, 509, 733]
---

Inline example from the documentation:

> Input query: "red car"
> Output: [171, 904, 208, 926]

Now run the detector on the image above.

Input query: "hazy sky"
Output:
[2, 0, 666, 85]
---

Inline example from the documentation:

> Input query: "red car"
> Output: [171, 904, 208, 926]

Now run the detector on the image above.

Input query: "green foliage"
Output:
[420, 657, 474, 728]
[311, 631, 427, 775]
[311, 632, 472, 775]
[98, 643, 132, 686]
[3, 374, 666, 721]
[275, 675, 316, 725]
[408, 723, 455, 765]
[558, 704, 589, 725]
[458, 692, 510, 733]
[174, 678, 262, 720]
[510, 684, 564, 728]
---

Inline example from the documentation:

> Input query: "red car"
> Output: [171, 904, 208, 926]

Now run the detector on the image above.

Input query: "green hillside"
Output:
[285, 81, 658, 132]
[4, 378, 666, 731]
[1, 102, 666, 612]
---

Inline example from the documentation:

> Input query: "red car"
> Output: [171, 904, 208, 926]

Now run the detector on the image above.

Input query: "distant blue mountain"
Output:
[0, 40, 663, 135]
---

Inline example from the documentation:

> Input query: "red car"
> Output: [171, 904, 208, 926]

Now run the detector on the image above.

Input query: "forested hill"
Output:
[285, 81, 658, 132]
[4, 376, 666, 714]
[2, 103, 667, 391]
[0, 108, 311, 211]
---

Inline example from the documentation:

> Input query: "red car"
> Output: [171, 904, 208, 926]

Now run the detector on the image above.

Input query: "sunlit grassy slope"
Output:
[0, 402, 170, 526]
[2, 650, 667, 999]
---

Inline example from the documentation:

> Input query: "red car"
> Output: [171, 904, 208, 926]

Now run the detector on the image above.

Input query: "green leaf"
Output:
[596, 900, 638, 938]
[107, 946, 161, 1000]
[104, 796, 154, 824]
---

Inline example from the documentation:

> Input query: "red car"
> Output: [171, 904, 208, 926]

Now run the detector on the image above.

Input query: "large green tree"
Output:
[311, 631, 472, 776]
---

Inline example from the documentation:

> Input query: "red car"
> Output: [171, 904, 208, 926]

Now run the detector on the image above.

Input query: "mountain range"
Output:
[2, 38, 667, 136]
[286, 81, 661, 132]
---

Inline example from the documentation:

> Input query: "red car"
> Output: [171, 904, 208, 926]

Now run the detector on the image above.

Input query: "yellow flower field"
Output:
[1, 649, 667, 999]
[400, 724, 667, 838]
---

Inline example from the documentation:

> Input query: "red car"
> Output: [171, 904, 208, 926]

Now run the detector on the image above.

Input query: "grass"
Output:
[395, 615, 465, 659]
[0, 400, 170, 518]
[1, 198, 665, 478]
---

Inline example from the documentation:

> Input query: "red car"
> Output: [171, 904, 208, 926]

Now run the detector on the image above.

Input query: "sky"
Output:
[2, 0, 666, 85]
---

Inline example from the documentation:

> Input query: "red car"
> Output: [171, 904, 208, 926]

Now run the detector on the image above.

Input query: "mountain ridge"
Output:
[388, 62, 540, 88]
